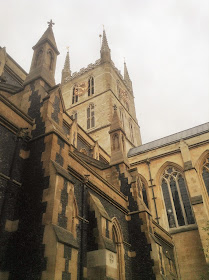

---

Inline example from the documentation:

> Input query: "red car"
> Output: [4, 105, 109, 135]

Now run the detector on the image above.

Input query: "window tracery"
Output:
[161, 166, 195, 228]
[87, 103, 95, 129]
[202, 156, 209, 195]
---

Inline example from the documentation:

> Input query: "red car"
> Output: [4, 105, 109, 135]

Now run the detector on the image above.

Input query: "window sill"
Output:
[169, 224, 197, 235]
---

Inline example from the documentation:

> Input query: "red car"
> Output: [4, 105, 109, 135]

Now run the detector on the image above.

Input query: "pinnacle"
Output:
[109, 105, 124, 133]
[101, 29, 110, 52]
[124, 61, 131, 82]
[63, 51, 71, 73]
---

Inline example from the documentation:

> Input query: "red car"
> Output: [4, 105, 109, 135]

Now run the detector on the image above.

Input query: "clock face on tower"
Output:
[73, 81, 88, 96]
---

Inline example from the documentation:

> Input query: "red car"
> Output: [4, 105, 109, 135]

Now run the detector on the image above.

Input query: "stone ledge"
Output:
[191, 195, 203, 205]
[53, 224, 78, 249]
[169, 224, 198, 235]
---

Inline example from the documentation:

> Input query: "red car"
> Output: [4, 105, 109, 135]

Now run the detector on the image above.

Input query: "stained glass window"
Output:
[161, 166, 195, 228]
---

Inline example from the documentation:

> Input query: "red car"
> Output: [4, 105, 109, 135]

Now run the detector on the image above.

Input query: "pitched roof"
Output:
[128, 122, 209, 157]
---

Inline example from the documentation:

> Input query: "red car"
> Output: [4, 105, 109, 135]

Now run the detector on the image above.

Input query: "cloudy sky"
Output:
[1, 0, 208, 144]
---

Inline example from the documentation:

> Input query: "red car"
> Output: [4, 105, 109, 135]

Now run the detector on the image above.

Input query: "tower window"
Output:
[72, 86, 78, 104]
[202, 156, 209, 195]
[120, 109, 124, 128]
[129, 121, 134, 143]
[88, 77, 94, 96]
[161, 166, 195, 228]
[87, 103, 95, 129]
[35, 49, 43, 67]
[47, 49, 54, 70]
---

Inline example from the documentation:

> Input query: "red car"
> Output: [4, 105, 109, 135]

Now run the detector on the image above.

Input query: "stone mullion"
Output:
[165, 177, 179, 227]
[175, 174, 188, 226]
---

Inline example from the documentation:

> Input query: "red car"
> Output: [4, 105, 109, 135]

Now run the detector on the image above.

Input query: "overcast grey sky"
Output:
[1, 0, 209, 144]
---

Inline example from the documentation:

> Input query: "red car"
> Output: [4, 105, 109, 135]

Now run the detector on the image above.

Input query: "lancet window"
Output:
[112, 133, 119, 150]
[120, 109, 124, 128]
[35, 49, 43, 67]
[129, 121, 134, 143]
[161, 166, 195, 228]
[88, 77, 94, 96]
[47, 49, 54, 70]
[72, 85, 78, 104]
[112, 219, 125, 280]
[202, 156, 209, 195]
[87, 103, 95, 129]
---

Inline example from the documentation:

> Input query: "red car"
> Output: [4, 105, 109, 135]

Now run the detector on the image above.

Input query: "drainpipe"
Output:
[146, 159, 160, 224]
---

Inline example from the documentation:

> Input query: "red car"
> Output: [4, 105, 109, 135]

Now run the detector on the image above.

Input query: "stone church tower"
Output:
[61, 30, 142, 155]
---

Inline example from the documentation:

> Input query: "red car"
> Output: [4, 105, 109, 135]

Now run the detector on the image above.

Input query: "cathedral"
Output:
[0, 21, 209, 280]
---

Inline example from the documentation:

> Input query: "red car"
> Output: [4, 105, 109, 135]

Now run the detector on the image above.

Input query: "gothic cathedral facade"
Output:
[0, 22, 209, 280]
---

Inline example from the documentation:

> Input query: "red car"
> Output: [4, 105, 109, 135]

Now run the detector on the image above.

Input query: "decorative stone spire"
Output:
[124, 61, 132, 91]
[33, 20, 59, 55]
[24, 20, 59, 87]
[62, 49, 71, 83]
[100, 29, 111, 63]
[109, 105, 129, 167]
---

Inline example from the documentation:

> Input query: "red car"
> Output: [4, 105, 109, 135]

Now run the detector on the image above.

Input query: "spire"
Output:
[124, 61, 132, 91]
[33, 20, 59, 55]
[100, 29, 111, 63]
[62, 49, 71, 83]
[24, 20, 59, 87]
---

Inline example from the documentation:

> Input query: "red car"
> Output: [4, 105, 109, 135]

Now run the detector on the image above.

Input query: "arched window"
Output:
[112, 218, 125, 280]
[35, 49, 43, 67]
[161, 166, 195, 228]
[46, 49, 54, 70]
[136, 176, 149, 209]
[72, 85, 78, 104]
[88, 77, 94, 96]
[129, 121, 134, 143]
[202, 156, 209, 195]
[87, 103, 95, 129]
[113, 133, 119, 150]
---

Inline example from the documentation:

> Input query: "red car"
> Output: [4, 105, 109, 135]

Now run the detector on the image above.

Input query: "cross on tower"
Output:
[47, 19, 55, 28]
